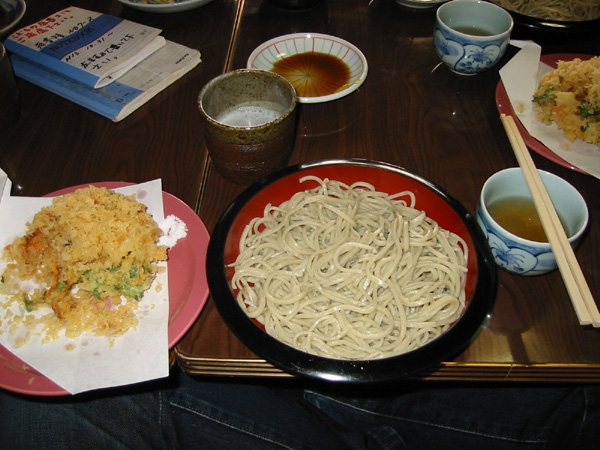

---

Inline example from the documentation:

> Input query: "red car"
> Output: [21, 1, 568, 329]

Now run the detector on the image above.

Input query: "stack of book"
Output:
[4, 6, 201, 121]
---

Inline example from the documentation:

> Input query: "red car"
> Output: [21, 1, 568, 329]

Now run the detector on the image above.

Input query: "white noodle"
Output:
[230, 177, 468, 360]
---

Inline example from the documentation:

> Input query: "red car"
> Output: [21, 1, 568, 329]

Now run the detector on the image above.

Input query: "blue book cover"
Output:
[4, 6, 164, 89]
[11, 41, 201, 122]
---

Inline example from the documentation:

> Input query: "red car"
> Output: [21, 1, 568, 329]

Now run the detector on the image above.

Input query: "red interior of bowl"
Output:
[224, 165, 479, 310]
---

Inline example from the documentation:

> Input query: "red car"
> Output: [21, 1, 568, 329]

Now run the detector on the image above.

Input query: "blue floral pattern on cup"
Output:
[476, 208, 565, 276]
[476, 167, 588, 277]
[434, 25, 508, 75]
[486, 231, 538, 274]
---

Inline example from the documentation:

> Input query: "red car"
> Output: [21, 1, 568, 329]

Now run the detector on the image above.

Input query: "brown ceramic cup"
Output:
[198, 69, 298, 185]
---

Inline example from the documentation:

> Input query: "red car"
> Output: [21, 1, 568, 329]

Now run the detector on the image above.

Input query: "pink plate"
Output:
[495, 53, 593, 175]
[0, 182, 210, 396]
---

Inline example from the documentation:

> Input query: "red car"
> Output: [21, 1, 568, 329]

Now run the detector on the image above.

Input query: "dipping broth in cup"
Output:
[434, 0, 513, 75]
[486, 196, 571, 243]
[451, 25, 495, 36]
[476, 168, 588, 276]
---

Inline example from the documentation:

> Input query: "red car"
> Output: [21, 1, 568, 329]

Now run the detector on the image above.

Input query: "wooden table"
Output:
[2, 0, 600, 385]
[1, 0, 241, 207]
[176, 0, 600, 383]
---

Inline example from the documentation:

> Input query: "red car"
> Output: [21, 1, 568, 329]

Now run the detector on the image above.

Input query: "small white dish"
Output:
[118, 0, 214, 13]
[0, 0, 26, 37]
[247, 33, 368, 104]
[395, 0, 448, 9]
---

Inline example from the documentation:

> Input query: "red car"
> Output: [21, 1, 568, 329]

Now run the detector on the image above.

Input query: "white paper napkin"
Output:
[499, 41, 600, 179]
[0, 168, 9, 203]
[0, 178, 169, 394]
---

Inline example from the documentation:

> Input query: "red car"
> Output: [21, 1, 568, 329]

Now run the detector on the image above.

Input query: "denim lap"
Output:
[303, 384, 600, 450]
[2, 371, 599, 450]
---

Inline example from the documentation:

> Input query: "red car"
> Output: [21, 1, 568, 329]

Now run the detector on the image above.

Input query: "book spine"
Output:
[10, 54, 144, 121]
[5, 40, 100, 88]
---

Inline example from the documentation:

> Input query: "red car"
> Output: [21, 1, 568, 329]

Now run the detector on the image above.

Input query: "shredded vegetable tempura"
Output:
[0, 186, 167, 344]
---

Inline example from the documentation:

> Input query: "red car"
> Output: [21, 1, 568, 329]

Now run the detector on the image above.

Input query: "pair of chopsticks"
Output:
[500, 114, 600, 327]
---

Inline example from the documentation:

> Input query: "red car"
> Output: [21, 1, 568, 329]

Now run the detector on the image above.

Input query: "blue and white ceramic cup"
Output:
[434, 0, 513, 75]
[477, 168, 588, 276]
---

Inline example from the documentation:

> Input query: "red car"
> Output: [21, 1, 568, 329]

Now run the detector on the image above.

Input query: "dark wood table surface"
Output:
[1, 0, 240, 207]
[2, 0, 600, 385]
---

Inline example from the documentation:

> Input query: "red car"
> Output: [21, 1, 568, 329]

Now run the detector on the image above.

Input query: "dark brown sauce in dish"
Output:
[271, 52, 351, 98]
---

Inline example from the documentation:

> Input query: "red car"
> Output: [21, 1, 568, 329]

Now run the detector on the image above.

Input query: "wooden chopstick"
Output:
[500, 114, 600, 327]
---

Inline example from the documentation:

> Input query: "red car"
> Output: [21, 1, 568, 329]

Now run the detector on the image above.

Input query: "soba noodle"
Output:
[490, 0, 600, 22]
[229, 177, 468, 360]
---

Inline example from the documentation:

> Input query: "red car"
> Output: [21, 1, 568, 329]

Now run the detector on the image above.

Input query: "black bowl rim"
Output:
[206, 158, 497, 383]
[508, 9, 600, 33]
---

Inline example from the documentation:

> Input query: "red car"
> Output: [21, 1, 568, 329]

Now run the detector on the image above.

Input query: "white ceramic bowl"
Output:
[117, 0, 214, 13]
[0, 0, 26, 37]
[247, 33, 368, 104]
[476, 168, 588, 276]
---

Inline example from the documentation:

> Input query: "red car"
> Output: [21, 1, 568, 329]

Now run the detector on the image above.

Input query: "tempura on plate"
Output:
[533, 56, 600, 146]
[0, 186, 167, 345]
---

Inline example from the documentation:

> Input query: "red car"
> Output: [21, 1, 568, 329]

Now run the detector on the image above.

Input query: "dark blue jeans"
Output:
[1, 369, 598, 449]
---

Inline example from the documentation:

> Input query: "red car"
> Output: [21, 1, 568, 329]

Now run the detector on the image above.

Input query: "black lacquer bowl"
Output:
[207, 159, 497, 383]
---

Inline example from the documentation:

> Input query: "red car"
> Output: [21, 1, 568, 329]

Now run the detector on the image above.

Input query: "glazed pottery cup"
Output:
[476, 168, 588, 276]
[198, 69, 298, 185]
[434, 0, 513, 75]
